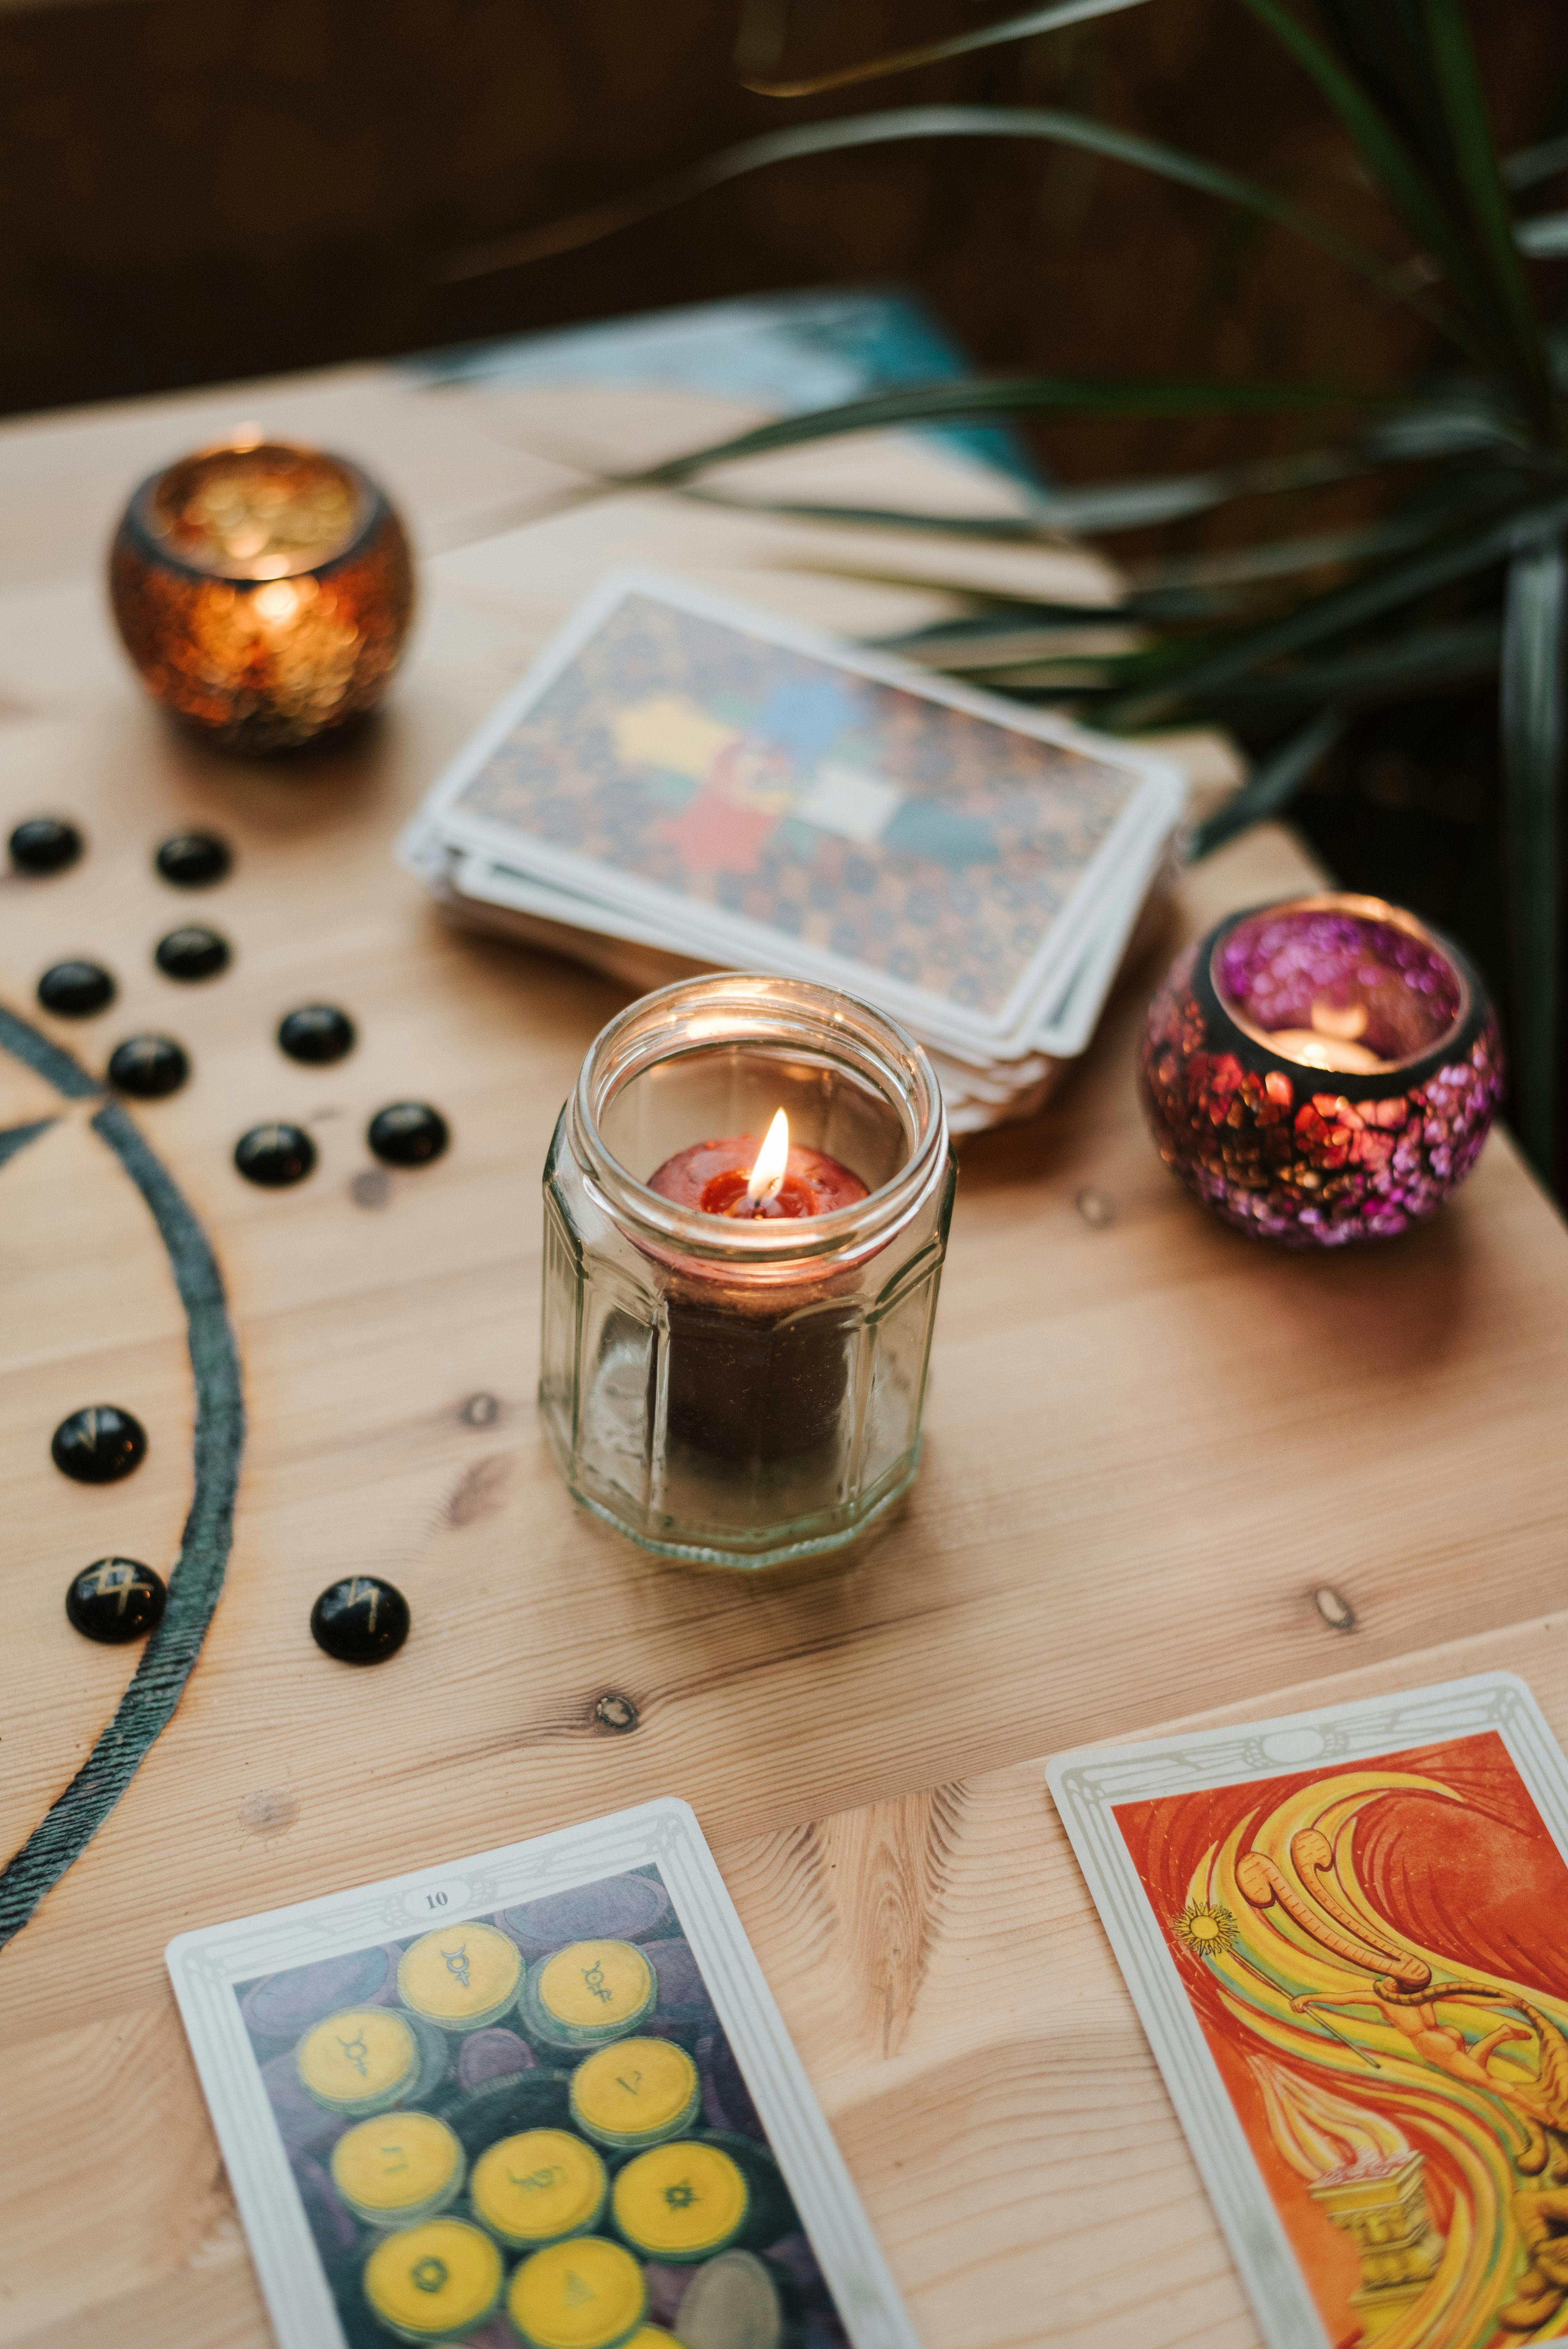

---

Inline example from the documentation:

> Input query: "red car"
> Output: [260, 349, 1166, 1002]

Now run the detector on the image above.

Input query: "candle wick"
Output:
[745, 1108, 791, 1207]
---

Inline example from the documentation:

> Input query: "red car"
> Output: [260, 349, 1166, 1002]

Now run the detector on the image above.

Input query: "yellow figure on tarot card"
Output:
[1120, 1730, 1568, 2347]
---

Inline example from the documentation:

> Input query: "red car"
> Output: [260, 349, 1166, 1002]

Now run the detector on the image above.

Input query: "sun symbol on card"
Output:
[1172, 1899, 1240, 1959]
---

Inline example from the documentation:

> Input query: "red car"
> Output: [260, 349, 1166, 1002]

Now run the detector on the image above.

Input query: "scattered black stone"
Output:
[52, 1404, 148, 1485]
[9, 816, 83, 875]
[108, 1033, 189, 1100]
[367, 1101, 449, 1167]
[155, 830, 232, 889]
[155, 924, 230, 982]
[310, 1575, 410, 1665]
[38, 959, 115, 1017]
[234, 1122, 317, 1187]
[278, 1003, 356, 1065]
[66, 1557, 166, 1643]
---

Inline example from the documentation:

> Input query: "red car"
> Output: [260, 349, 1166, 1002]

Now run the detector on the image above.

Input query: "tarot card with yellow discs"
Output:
[1049, 1674, 1568, 2349]
[167, 1797, 917, 2349]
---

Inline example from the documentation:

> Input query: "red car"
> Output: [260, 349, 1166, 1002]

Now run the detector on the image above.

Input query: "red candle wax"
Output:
[644, 1126, 870, 1465]
[648, 1133, 869, 1221]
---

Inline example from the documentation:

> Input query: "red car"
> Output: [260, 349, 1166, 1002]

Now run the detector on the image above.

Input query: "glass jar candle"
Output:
[1140, 891, 1503, 1247]
[540, 975, 956, 1568]
[109, 434, 414, 751]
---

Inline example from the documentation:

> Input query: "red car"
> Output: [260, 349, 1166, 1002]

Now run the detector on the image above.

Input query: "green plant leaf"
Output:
[1502, 531, 1566, 1183]
[1367, 384, 1537, 458]
[615, 372, 1377, 488]
[1193, 709, 1347, 856]
[445, 105, 1443, 325]
[1424, 0, 1556, 433]
[1133, 504, 1504, 593]
[1201, 618, 1503, 707]
[1236, 0, 1518, 372]
[1132, 457, 1532, 589]
[1102, 482, 1568, 725]
[1518, 213, 1568, 259]
[1505, 133, 1568, 191]
[875, 593, 1232, 652]
[732, 0, 1152, 97]
[679, 442, 1381, 538]
[682, 407, 1527, 550]
[842, 577, 1510, 693]
[879, 609, 1148, 666]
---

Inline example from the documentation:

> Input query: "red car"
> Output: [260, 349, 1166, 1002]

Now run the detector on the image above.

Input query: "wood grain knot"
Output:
[237, 1788, 298, 1836]
[593, 1691, 639, 1734]
[442, 1452, 511, 1527]
[460, 1392, 501, 1428]
[1313, 1583, 1357, 1632]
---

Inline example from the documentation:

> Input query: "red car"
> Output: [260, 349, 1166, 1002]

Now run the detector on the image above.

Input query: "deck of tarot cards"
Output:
[400, 570, 1187, 1131]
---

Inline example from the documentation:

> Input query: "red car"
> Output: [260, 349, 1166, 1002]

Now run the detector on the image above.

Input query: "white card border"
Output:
[167, 1795, 920, 2349]
[1046, 1672, 1566, 2349]
[452, 761, 1169, 1068]
[396, 565, 1185, 1050]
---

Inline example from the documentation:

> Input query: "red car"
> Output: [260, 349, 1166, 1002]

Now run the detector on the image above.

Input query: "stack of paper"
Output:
[400, 569, 1186, 1131]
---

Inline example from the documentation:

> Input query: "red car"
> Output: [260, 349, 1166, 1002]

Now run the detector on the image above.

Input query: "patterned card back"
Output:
[443, 589, 1144, 1028]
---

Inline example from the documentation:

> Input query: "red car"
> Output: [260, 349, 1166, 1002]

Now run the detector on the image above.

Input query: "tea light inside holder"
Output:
[109, 434, 414, 752]
[539, 974, 956, 1568]
[1140, 892, 1503, 1247]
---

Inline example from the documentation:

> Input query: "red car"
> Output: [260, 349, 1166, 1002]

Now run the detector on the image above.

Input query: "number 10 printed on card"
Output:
[167, 1798, 916, 2349]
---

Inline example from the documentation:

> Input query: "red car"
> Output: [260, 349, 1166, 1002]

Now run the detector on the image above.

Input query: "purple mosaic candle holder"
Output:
[1140, 892, 1503, 1248]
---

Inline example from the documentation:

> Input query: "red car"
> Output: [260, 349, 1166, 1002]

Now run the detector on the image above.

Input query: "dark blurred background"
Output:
[6, 0, 1568, 1066]
[7, 0, 1558, 428]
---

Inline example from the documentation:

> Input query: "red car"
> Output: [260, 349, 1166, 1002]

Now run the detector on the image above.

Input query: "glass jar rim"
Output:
[568, 972, 949, 1265]
[125, 437, 381, 585]
[1210, 890, 1471, 1074]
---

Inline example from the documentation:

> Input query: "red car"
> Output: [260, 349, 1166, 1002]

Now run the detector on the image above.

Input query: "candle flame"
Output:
[1311, 998, 1368, 1042]
[1266, 1030, 1391, 1074]
[253, 580, 299, 623]
[745, 1108, 790, 1205]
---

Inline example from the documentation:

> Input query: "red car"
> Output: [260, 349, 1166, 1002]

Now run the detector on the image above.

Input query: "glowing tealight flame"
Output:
[1311, 999, 1368, 1041]
[1267, 994, 1391, 1074]
[253, 580, 299, 624]
[745, 1108, 790, 1207]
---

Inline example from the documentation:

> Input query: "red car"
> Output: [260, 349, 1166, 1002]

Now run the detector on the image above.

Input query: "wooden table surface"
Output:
[0, 360, 1565, 2349]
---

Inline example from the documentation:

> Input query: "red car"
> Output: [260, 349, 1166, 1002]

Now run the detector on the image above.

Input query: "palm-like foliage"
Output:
[453, 0, 1568, 1185]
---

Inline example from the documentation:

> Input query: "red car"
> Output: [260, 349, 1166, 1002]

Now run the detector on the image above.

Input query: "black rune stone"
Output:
[310, 1575, 410, 1665]
[66, 1557, 166, 1643]
[368, 1102, 449, 1167]
[52, 1403, 148, 1484]
[108, 1033, 190, 1100]
[278, 1003, 356, 1065]
[155, 925, 230, 982]
[38, 959, 115, 1016]
[155, 830, 233, 888]
[9, 816, 84, 875]
[234, 1122, 317, 1187]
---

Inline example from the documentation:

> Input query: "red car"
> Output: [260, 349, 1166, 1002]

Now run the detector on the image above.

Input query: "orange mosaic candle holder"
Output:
[109, 436, 415, 753]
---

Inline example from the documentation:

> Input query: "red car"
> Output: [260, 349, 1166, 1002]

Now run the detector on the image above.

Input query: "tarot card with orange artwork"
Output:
[1048, 1675, 1568, 2349]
